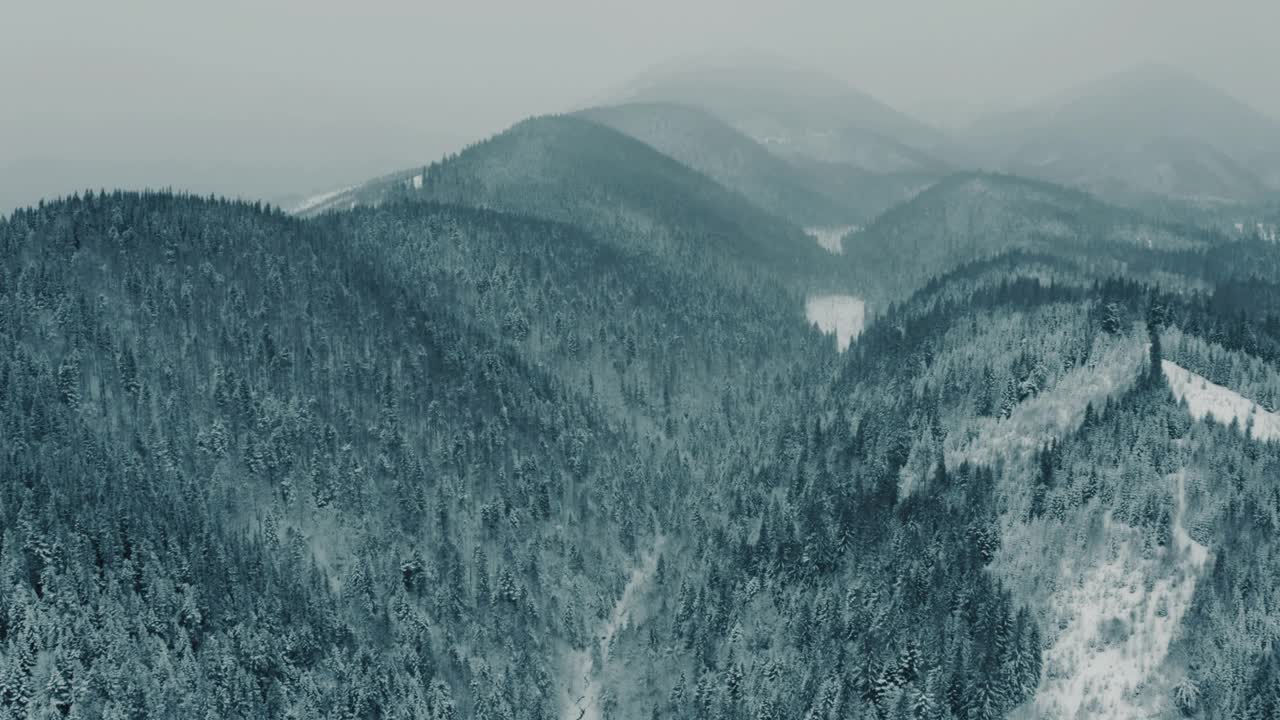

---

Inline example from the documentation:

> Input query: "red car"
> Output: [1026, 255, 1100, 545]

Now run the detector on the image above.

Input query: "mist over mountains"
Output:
[7, 15, 1280, 720]
[288, 55, 1280, 226]
[964, 63, 1280, 203]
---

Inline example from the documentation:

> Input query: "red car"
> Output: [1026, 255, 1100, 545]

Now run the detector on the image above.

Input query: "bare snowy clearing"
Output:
[946, 332, 1209, 717]
[1164, 360, 1280, 441]
[1034, 471, 1208, 719]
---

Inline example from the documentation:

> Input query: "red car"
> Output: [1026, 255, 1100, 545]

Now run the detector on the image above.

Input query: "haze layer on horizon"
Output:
[4, 0, 1277, 214]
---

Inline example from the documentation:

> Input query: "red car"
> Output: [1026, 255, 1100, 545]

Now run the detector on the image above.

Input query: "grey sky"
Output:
[4, 0, 1277, 213]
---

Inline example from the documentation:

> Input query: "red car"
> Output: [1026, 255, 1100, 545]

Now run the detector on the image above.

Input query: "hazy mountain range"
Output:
[965, 63, 1280, 203]
[294, 57, 1280, 222]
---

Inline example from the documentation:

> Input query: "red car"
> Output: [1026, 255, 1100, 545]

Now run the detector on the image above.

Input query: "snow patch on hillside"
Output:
[1035, 472, 1208, 719]
[1164, 360, 1280, 441]
[952, 332, 1147, 470]
[956, 348, 1220, 718]
[1234, 221, 1279, 243]
[564, 538, 664, 720]
[804, 225, 857, 254]
[805, 295, 865, 351]
[290, 185, 355, 215]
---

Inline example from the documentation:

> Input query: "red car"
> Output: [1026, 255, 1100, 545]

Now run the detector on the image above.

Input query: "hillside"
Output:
[0, 188, 863, 718]
[325, 201, 844, 439]
[10, 176, 1280, 718]
[840, 172, 1216, 306]
[838, 240, 1280, 717]
[13, 57, 1280, 719]
[967, 64, 1280, 203]
[17, 2, 1280, 716]
[613, 55, 952, 173]
[578, 102, 936, 226]
[303, 115, 849, 293]
[576, 102, 857, 226]
[0, 192, 667, 718]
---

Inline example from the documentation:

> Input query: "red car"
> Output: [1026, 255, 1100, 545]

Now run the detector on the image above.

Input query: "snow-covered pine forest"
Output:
[6, 47, 1280, 720]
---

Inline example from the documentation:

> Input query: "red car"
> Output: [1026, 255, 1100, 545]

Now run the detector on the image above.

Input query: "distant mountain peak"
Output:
[966, 63, 1280, 202]
[603, 54, 951, 172]
[1055, 62, 1258, 116]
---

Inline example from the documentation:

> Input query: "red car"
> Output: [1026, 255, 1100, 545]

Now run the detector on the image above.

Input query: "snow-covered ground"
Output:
[952, 331, 1147, 470]
[1233, 221, 1279, 243]
[804, 225, 857, 254]
[1164, 360, 1280, 441]
[953, 339, 1211, 717]
[1035, 472, 1208, 719]
[954, 354, 1240, 718]
[564, 539, 664, 720]
[804, 295, 865, 352]
[289, 185, 355, 215]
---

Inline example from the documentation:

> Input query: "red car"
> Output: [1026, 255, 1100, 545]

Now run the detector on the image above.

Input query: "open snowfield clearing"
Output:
[1164, 360, 1280, 441]
[804, 225, 857, 254]
[1035, 472, 1208, 719]
[805, 295, 865, 352]
[954, 338, 1208, 717]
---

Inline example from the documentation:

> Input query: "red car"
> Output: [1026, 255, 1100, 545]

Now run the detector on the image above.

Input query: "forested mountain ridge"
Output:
[818, 237, 1280, 716]
[298, 115, 851, 295]
[965, 64, 1280, 204]
[576, 102, 934, 226]
[840, 172, 1225, 309]
[9, 81, 1280, 720]
[575, 102, 861, 227]
[324, 200, 842, 446]
[0, 192, 693, 718]
[0, 187, 857, 719]
[610, 55, 954, 173]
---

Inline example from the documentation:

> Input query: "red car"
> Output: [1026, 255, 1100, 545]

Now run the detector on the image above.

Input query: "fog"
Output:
[4, 0, 1277, 214]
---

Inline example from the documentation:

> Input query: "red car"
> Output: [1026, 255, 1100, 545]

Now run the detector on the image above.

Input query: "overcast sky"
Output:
[4, 0, 1278, 213]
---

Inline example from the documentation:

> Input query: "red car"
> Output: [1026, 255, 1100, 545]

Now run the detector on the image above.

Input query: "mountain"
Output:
[611, 54, 952, 174]
[842, 246, 1280, 717]
[11, 158, 1280, 720]
[301, 114, 850, 292]
[840, 172, 1218, 305]
[968, 64, 1280, 203]
[0, 188, 1047, 719]
[1005, 135, 1268, 204]
[784, 154, 940, 226]
[15, 61, 1280, 720]
[1, 185, 863, 718]
[577, 102, 930, 226]
[0, 192, 671, 718]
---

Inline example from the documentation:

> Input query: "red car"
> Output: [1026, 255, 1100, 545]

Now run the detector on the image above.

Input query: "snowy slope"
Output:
[564, 539, 665, 720]
[947, 339, 1210, 717]
[1163, 360, 1280, 441]
[1035, 471, 1208, 718]
[289, 185, 355, 215]
[1008, 360, 1253, 717]
[951, 331, 1148, 470]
